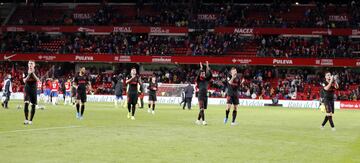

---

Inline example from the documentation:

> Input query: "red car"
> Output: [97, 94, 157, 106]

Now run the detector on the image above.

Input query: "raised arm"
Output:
[205, 61, 212, 79]
[334, 75, 339, 89]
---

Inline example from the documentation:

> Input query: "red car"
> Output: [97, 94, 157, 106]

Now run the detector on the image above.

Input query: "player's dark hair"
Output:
[324, 71, 331, 76]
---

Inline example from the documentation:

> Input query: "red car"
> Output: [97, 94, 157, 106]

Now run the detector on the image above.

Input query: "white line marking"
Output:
[0, 125, 82, 134]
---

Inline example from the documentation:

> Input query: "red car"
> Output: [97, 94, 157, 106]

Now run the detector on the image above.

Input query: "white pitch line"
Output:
[0, 125, 82, 134]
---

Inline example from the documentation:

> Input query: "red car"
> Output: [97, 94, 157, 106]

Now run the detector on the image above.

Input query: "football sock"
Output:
[76, 103, 80, 113]
[30, 104, 36, 121]
[127, 103, 131, 113]
[322, 116, 328, 126]
[232, 110, 237, 123]
[197, 110, 201, 120]
[131, 105, 136, 116]
[80, 104, 85, 116]
[225, 110, 230, 119]
[24, 103, 29, 120]
[328, 116, 335, 128]
[201, 110, 205, 121]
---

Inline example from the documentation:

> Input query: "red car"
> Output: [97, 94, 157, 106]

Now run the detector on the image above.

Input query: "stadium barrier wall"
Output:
[2, 53, 360, 67]
[339, 101, 360, 110]
[2, 26, 360, 36]
[5, 92, 353, 109]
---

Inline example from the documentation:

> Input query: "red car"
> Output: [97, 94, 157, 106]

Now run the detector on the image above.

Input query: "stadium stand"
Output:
[0, 1, 359, 101]
[6, 2, 360, 28]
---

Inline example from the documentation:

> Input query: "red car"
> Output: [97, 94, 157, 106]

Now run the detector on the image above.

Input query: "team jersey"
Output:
[127, 76, 140, 94]
[65, 82, 71, 91]
[147, 82, 158, 95]
[196, 70, 212, 97]
[46, 80, 52, 89]
[321, 81, 336, 101]
[226, 75, 242, 97]
[23, 71, 38, 86]
[37, 81, 42, 90]
[74, 73, 90, 91]
[51, 81, 59, 92]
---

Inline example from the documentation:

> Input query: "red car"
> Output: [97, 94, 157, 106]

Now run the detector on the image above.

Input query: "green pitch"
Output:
[0, 100, 360, 163]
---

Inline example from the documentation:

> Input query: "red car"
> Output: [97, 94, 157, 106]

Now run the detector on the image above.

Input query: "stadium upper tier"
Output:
[5, 2, 360, 28]
[1, 32, 359, 58]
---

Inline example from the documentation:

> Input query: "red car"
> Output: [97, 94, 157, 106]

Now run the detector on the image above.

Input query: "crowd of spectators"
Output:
[137, 2, 189, 27]
[182, 1, 360, 28]
[151, 65, 360, 101]
[70, 5, 113, 26]
[0, 62, 359, 101]
[57, 33, 187, 55]
[2, 1, 360, 100]
[0, 32, 189, 56]
[0, 62, 53, 93]
[2, 32, 359, 58]
[7, 1, 360, 28]
[256, 36, 360, 58]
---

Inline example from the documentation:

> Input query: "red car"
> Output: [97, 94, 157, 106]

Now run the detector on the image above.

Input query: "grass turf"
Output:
[0, 100, 360, 163]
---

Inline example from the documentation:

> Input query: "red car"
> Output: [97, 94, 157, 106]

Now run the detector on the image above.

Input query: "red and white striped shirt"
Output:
[65, 82, 71, 92]
[51, 81, 59, 92]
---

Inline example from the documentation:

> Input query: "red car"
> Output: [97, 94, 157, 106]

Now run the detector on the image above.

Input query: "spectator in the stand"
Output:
[256, 36, 360, 58]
